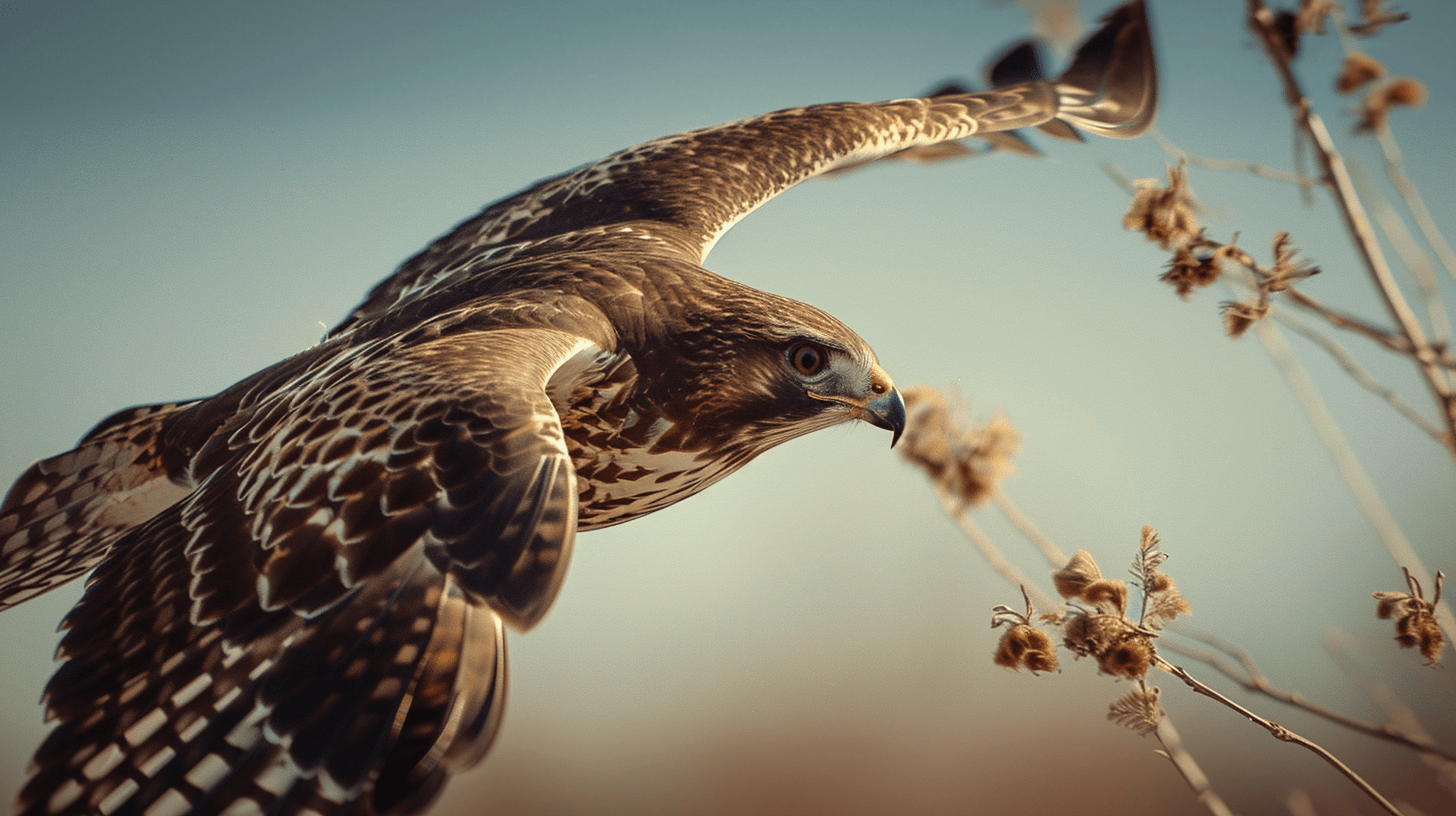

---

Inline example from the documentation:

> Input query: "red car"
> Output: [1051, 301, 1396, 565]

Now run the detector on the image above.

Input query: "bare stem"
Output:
[1349, 160, 1452, 347]
[929, 482, 1059, 613]
[990, 488, 1067, 568]
[1375, 129, 1456, 287]
[1155, 656, 1405, 816]
[1278, 286, 1410, 356]
[1245, 0, 1456, 454]
[1161, 629, 1456, 764]
[1325, 631, 1456, 796]
[1273, 309, 1449, 444]
[1253, 319, 1456, 655]
[1153, 714, 1239, 816]
[1151, 129, 1318, 189]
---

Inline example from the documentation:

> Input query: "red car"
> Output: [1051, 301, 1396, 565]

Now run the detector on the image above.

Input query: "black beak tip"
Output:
[865, 387, 907, 448]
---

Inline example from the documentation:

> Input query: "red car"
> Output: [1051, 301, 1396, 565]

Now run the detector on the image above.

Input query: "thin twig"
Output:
[929, 482, 1059, 613]
[1279, 286, 1411, 356]
[990, 488, 1067, 568]
[1161, 629, 1456, 764]
[1349, 160, 1452, 346]
[1273, 309, 1449, 444]
[1253, 318, 1456, 654]
[1329, 2, 1456, 307]
[1325, 630, 1456, 798]
[1245, 0, 1456, 454]
[1154, 714, 1239, 816]
[1280, 284, 1456, 370]
[1156, 656, 1405, 816]
[1375, 128, 1456, 288]
[1151, 129, 1318, 189]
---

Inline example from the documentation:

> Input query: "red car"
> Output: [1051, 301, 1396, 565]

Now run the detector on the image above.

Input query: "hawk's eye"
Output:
[789, 343, 827, 376]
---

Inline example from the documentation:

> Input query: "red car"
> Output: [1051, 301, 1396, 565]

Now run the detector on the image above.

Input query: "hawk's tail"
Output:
[995, 0, 1158, 141]
[0, 400, 196, 610]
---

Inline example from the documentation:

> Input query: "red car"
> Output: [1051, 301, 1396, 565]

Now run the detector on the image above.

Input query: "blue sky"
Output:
[2, 1, 1453, 813]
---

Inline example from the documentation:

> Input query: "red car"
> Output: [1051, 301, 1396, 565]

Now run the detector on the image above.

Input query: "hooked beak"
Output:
[862, 386, 907, 447]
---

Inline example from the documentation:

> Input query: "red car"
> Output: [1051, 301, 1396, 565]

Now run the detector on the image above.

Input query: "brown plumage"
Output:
[0, 3, 1156, 814]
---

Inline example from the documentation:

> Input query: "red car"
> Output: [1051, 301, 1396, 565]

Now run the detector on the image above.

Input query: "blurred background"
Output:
[2, 1, 1453, 813]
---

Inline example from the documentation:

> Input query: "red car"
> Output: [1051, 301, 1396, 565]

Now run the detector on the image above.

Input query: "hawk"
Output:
[0, 3, 1155, 814]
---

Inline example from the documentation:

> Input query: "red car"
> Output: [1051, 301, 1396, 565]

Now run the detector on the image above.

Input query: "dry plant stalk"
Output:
[1161, 630, 1456, 764]
[989, 529, 1406, 816]
[908, 6, 1453, 811]
[1243, 0, 1456, 452]
[1126, 2, 1456, 460]
[1122, 1, 1456, 657]
[896, 384, 1448, 814]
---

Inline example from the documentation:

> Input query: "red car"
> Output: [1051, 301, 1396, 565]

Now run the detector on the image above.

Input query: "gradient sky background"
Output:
[2, 1, 1453, 814]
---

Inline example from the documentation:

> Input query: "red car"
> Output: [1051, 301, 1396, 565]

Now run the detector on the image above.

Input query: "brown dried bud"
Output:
[1161, 242, 1221, 299]
[1124, 162, 1201, 250]
[1336, 53, 1385, 94]
[994, 623, 1059, 673]
[1053, 550, 1103, 600]
[1357, 78, 1429, 133]
[1081, 579, 1130, 616]
[898, 387, 1019, 507]
[1097, 636, 1154, 679]
[1373, 569, 1446, 664]
[1221, 300, 1271, 338]
[1348, 0, 1410, 37]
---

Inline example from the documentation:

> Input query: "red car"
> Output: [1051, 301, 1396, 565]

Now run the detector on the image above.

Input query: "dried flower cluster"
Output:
[1053, 528, 1190, 679]
[992, 527, 1191, 681]
[1355, 76, 1428, 133]
[1125, 160, 1321, 337]
[898, 386, 1020, 507]
[1123, 161, 1201, 250]
[991, 588, 1059, 673]
[1161, 237, 1252, 301]
[1373, 568, 1445, 664]
[1335, 52, 1385, 94]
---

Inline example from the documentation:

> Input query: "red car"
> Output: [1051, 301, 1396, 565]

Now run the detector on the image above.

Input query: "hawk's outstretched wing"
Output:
[335, 0, 1155, 333]
[14, 319, 615, 815]
[1, 3, 1157, 815]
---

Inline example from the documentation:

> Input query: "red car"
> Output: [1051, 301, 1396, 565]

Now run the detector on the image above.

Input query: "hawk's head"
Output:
[630, 279, 905, 458]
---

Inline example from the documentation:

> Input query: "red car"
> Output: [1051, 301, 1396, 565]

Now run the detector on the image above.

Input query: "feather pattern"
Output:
[2, 3, 1156, 814]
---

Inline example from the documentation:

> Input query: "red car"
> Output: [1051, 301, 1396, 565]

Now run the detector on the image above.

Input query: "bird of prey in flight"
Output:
[0, 3, 1155, 814]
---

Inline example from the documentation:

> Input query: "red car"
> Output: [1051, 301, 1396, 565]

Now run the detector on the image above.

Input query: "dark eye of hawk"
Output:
[788, 342, 827, 376]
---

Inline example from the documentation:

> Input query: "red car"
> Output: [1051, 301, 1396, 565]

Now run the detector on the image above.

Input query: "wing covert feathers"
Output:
[15, 328, 597, 816]
[3, 4, 1159, 814]
[337, 0, 1156, 329]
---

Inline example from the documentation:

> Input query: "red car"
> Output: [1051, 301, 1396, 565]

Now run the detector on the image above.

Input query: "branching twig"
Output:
[1246, 0, 1456, 454]
[1273, 309, 1450, 444]
[1253, 318, 1456, 654]
[1162, 629, 1456, 764]
[1151, 129, 1318, 189]
[1156, 656, 1405, 816]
